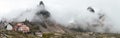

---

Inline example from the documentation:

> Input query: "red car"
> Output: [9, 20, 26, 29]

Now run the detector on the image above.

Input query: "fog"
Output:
[0, 0, 120, 33]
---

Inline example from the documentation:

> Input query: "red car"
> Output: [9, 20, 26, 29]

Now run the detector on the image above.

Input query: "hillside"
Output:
[0, 20, 120, 38]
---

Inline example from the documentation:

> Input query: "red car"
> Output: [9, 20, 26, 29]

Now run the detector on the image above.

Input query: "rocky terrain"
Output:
[0, 20, 120, 38]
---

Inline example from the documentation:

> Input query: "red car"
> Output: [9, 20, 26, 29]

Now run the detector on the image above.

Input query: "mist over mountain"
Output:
[0, 0, 120, 33]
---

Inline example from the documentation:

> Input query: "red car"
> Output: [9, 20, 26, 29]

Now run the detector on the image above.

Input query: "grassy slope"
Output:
[0, 30, 120, 38]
